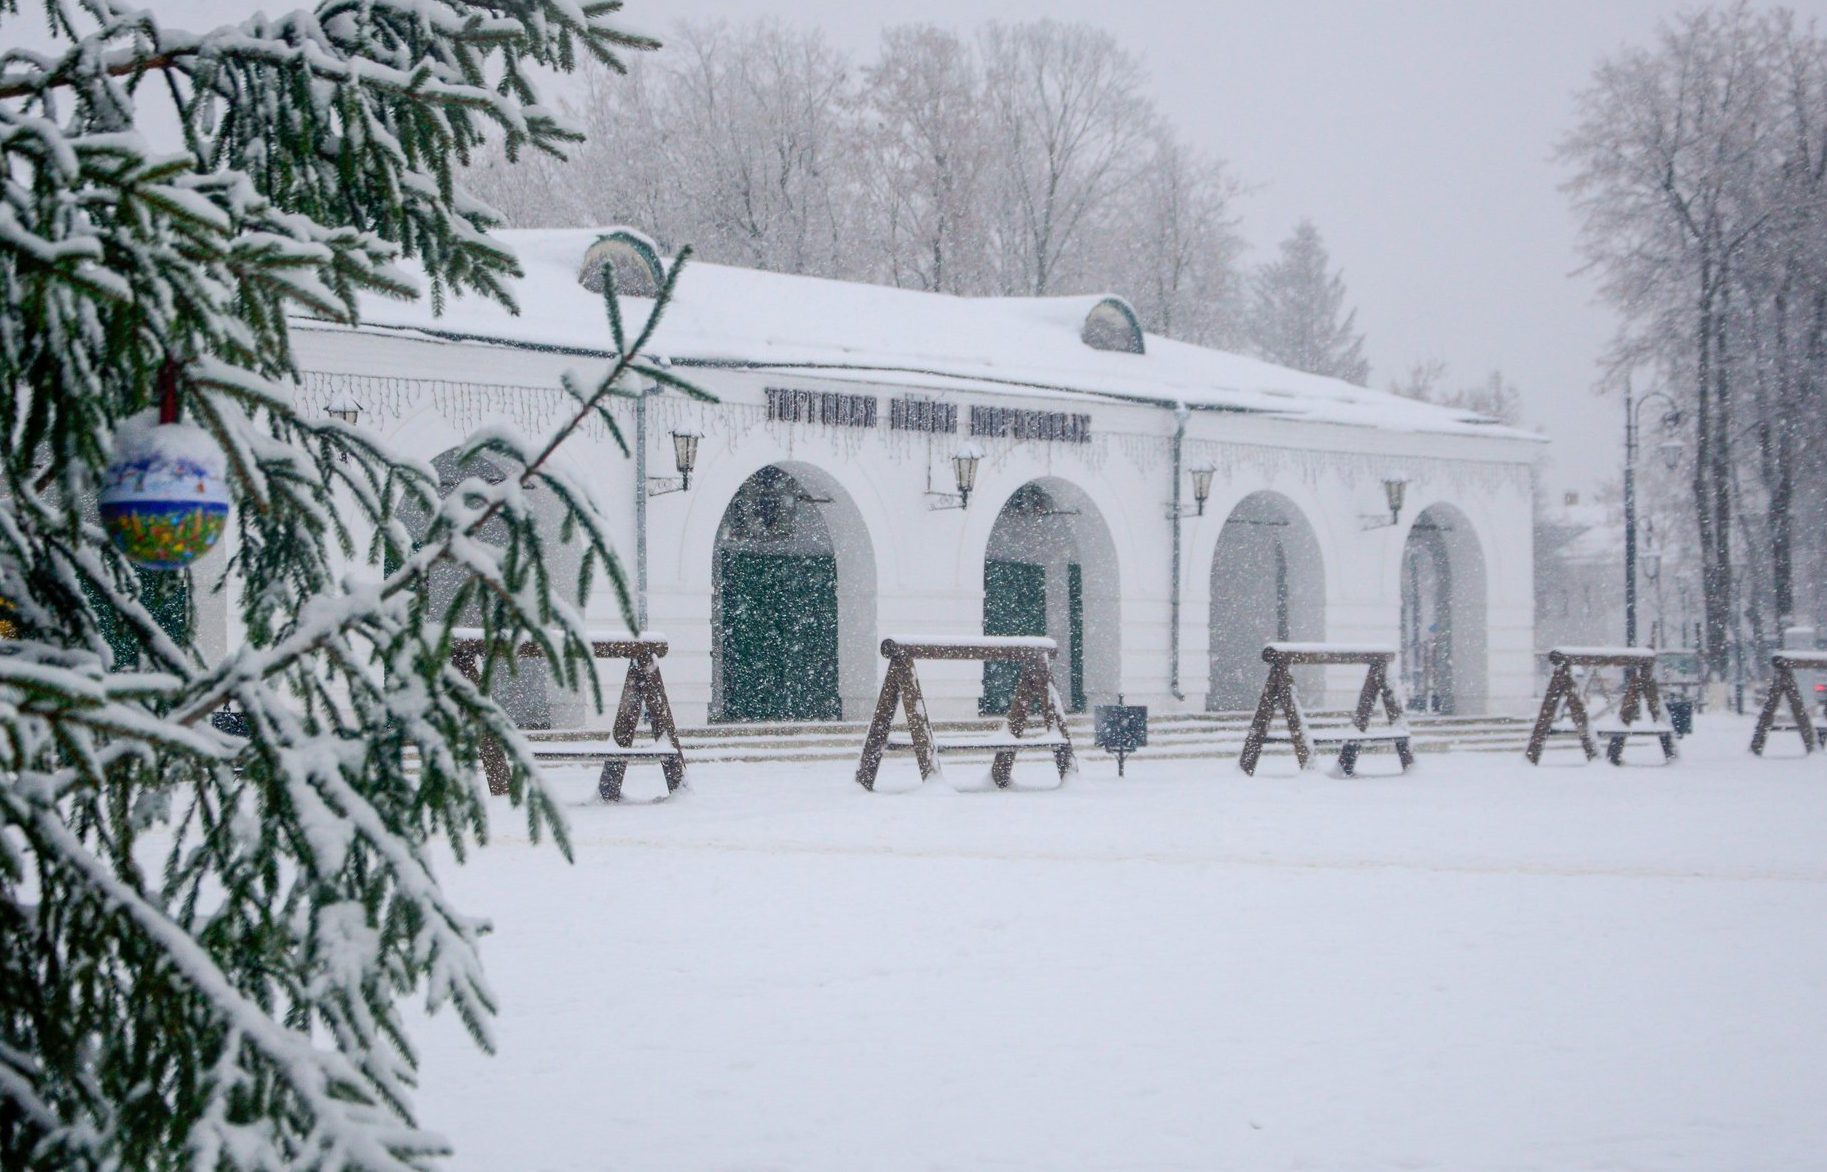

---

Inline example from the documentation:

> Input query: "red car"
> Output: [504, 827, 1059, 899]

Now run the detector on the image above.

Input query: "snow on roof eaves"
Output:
[330, 228, 1543, 443]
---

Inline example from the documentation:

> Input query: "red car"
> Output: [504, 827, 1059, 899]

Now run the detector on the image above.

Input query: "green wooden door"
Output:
[90, 570, 188, 669]
[982, 559, 1047, 715]
[719, 550, 842, 722]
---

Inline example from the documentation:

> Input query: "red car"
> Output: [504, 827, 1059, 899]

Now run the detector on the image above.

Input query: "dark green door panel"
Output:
[719, 551, 841, 722]
[982, 558, 1046, 715]
[89, 570, 188, 669]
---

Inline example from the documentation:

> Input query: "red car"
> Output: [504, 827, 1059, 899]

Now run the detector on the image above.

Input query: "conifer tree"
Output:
[1247, 219, 1371, 384]
[0, 3, 687, 1169]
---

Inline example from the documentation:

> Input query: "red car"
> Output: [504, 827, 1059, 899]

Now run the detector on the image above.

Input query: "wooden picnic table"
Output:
[1525, 648, 1676, 765]
[449, 631, 685, 800]
[1750, 650, 1827, 756]
[1238, 643, 1413, 777]
[855, 636, 1078, 791]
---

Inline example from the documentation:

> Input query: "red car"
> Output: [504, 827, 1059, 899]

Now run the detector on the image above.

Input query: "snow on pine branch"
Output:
[0, 2, 675, 1171]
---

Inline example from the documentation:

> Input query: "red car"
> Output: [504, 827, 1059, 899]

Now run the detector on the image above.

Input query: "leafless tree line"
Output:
[469, 19, 1343, 360]
[1562, 2, 1827, 676]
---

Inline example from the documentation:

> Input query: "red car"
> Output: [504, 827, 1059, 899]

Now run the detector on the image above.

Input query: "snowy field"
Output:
[412, 718, 1827, 1171]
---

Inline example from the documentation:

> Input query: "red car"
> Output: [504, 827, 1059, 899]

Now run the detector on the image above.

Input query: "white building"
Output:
[267, 229, 1541, 726]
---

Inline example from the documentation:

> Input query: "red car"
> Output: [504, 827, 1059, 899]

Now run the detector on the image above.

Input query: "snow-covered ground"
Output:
[413, 718, 1827, 1171]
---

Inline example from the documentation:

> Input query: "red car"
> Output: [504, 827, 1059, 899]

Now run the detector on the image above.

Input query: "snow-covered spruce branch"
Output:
[0, 1, 655, 105]
[0, 2, 700, 1169]
[13, 805, 454, 1172]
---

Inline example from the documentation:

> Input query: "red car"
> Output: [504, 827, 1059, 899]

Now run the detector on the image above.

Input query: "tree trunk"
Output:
[1694, 264, 1732, 682]
[1708, 278, 1736, 679]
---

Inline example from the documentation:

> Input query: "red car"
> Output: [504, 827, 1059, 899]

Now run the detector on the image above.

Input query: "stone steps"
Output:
[525, 712, 1536, 767]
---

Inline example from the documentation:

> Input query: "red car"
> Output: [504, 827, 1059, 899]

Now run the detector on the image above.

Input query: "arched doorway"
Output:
[1400, 503, 1488, 713]
[401, 447, 584, 728]
[1208, 492, 1326, 710]
[981, 479, 1119, 714]
[712, 464, 876, 722]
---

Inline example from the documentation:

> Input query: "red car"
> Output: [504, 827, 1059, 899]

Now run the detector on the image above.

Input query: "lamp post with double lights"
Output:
[1623, 383, 1683, 648]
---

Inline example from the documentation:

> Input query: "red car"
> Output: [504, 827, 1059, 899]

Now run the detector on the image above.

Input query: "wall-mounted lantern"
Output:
[671, 428, 701, 489]
[1384, 477, 1407, 523]
[1167, 466, 1215, 519]
[649, 428, 701, 496]
[929, 445, 983, 511]
[1362, 476, 1410, 529]
[1191, 466, 1215, 516]
[325, 397, 361, 426]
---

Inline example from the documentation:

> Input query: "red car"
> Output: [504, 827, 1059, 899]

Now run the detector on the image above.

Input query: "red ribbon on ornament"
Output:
[157, 359, 180, 425]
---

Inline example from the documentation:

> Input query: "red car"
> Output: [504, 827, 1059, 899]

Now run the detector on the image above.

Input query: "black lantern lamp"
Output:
[326, 397, 361, 426]
[931, 445, 982, 511]
[1363, 476, 1410, 529]
[952, 446, 981, 509]
[1383, 477, 1407, 524]
[671, 428, 701, 490]
[648, 427, 701, 496]
[1190, 466, 1215, 516]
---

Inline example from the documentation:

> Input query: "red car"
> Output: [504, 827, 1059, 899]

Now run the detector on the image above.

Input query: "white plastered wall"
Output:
[273, 324, 1542, 727]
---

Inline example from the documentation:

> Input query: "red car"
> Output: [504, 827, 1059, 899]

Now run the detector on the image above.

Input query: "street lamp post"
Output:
[1623, 382, 1682, 648]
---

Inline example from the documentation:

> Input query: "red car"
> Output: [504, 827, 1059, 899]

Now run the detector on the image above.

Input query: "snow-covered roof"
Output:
[337, 228, 1541, 441]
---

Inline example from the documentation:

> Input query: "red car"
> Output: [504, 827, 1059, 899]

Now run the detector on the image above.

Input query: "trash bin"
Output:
[1666, 697, 1694, 738]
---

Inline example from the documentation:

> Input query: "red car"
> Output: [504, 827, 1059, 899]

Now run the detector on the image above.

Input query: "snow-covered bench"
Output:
[855, 636, 1077, 791]
[1526, 648, 1676, 766]
[1751, 651, 1827, 757]
[1239, 643, 1413, 777]
[449, 631, 685, 800]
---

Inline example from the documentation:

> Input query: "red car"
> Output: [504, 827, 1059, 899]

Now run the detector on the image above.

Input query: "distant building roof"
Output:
[331, 228, 1544, 441]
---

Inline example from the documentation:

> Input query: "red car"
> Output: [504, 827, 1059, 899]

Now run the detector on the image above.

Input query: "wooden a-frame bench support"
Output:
[450, 633, 685, 800]
[855, 636, 1078, 791]
[1238, 644, 1413, 777]
[1525, 648, 1675, 765]
[1751, 651, 1827, 756]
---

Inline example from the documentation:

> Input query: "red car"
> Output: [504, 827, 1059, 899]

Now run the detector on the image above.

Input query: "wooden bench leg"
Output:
[1606, 736, 1625, 766]
[990, 749, 1016, 788]
[855, 661, 905, 791]
[478, 734, 511, 796]
[598, 760, 625, 802]
[1395, 737, 1415, 770]
[1526, 668, 1570, 765]
[1238, 668, 1280, 776]
[1337, 743, 1359, 777]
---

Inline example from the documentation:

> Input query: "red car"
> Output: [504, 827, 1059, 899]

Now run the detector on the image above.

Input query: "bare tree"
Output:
[1390, 361, 1524, 425]
[978, 20, 1154, 296]
[656, 21, 856, 276]
[1106, 129, 1247, 347]
[855, 25, 990, 294]
[1561, 4, 1790, 676]
[465, 17, 1250, 354]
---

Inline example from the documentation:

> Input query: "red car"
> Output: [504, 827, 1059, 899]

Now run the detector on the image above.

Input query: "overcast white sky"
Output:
[164, 0, 1827, 497]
